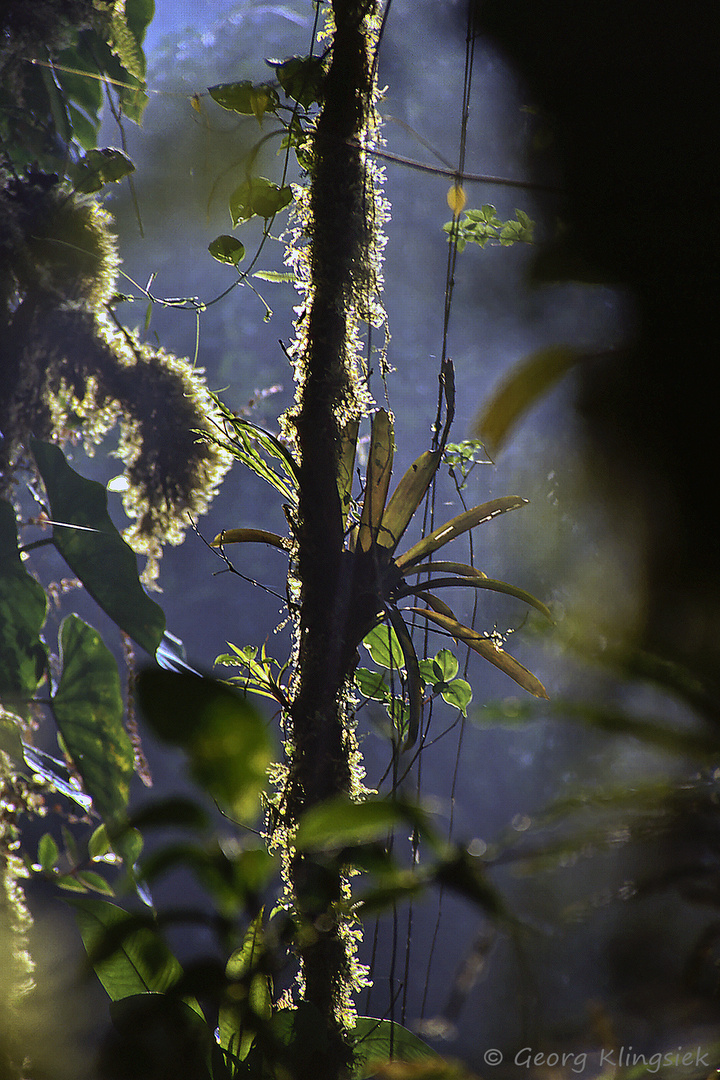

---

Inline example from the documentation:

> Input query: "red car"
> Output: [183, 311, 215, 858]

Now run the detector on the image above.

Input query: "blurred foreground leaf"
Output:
[137, 671, 274, 823]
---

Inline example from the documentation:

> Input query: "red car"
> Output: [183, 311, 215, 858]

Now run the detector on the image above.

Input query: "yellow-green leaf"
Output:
[395, 496, 526, 570]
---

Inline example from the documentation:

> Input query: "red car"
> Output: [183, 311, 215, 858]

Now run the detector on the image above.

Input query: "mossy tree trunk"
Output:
[285, 0, 378, 1073]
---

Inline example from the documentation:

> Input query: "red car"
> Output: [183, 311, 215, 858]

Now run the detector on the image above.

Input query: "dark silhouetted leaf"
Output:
[30, 439, 165, 655]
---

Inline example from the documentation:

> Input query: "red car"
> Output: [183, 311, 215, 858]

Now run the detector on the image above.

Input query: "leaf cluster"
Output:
[443, 205, 534, 252]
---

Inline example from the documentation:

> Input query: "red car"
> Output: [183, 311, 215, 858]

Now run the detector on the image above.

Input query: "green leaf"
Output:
[229, 177, 292, 225]
[433, 648, 458, 681]
[209, 81, 279, 117]
[362, 623, 405, 671]
[0, 499, 48, 700]
[69, 896, 185, 1000]
[74, 870, 115, 896]
[473, 345, 583, 455]
[136, 671, 275, 823]
[69, 148, 135, 194]
[30, 439, 165, 654]
[37, 833, 60, 872]
[52, 615, 134, 823]
[208, 235, 246, 266]
[354, 667, 390, 701]
[395, 496, 527, 570]
[350, 1018, 440, 1078]
[219, 912, 271, 1059]
[269, 55, 326, 108]
[440, 678, 472, 715]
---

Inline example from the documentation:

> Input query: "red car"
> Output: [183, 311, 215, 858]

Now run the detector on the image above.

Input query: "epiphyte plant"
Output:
[208, 365, 550, 750]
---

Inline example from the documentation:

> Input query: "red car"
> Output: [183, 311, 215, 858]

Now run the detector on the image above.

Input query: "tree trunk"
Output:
[285, 0, 378, 1073]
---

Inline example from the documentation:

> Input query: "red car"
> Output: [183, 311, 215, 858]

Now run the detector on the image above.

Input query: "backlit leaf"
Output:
[30, 439, 165, 655]
[69, 897, 185, 1000]
[363, 623, 404, 671]
[208, 80, 279, 117]
[229, 177, 292, 224]
[208, 235, 245, 266]
[0, 499, 48, 700]
[351, 1017, 440, 1078]
[53, 615, 134, 822]
[379, 449, 441, 553]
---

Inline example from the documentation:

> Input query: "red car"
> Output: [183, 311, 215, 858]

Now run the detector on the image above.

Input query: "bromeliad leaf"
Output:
[379, 448, 442, 554]
[210, 528, 289, 552]
[395, 496, 527, 570]
[407, 606, 549, 700]
[358, 410, 394, 553]
[229, 177, 293, 224]
[396, 574, 553, 622]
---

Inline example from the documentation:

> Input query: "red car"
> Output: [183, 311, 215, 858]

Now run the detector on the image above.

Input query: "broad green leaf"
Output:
[0, 499, 48, 700]
[433, 850, 508, 919]
[270, 55, 326, 107]
[350, 1018, 440, 1078]
[395, 496, 527, 570]
[473, 345, 582, 455]
[69, 896, 185, 1000]
[208, 235, 245, 266]
[362, 623, 404, 671]
[209, 80, 279, 117]
[433, 648, 458, 681]
[379, 449, 441, 553]
[440, 678, 472, 715]
[30, 439, 165, 655]
[354, 667, 390, 701]
[358, 409, 394, 552]
[69, 148, 135, 194]
[53, 615, 134, 822]
[407, 607, 549, 700]
[295, 797, 410, 851]
[219, 912, 271, 1059]
[229, 177, 292, 224]
[127, 797, 210, 834]
[136, 671, 274, 823]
